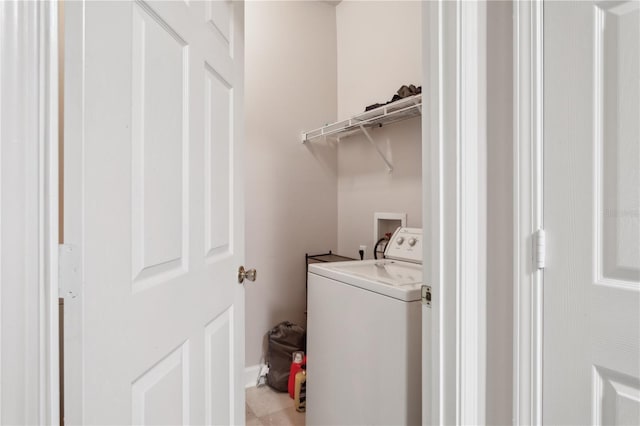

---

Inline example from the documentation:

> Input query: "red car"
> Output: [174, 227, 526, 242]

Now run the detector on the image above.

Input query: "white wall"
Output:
[336, 1, 422, 259]
[244, 1, 338, 367]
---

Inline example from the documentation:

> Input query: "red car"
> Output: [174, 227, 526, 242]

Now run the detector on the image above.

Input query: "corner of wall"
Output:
[244, 1, 338, 367]
[335, 1, 423, 259]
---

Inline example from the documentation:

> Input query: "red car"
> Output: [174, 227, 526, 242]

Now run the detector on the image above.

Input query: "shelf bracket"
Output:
[359, 125, 393, 172]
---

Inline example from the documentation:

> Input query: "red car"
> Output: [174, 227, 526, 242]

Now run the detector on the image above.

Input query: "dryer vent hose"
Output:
[374, 234, 392, 259]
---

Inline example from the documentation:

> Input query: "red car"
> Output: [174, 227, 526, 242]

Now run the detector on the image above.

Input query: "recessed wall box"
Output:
[374, 212, 407, 247]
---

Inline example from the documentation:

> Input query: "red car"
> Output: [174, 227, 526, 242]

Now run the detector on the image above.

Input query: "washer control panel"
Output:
[384, 227, 423, 263]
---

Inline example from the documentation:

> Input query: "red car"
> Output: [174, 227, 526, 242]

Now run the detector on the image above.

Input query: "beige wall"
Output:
[244, 1, 423, 367]
[486, 1, 513, 424]
[244, 1, 338, 366]
[336, 1, 422, 119]
[336, 1, 422, 259]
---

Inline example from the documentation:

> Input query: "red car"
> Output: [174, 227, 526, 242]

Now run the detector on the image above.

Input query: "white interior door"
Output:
[63, 1, 245, 424]
[543, 1, 639, 424]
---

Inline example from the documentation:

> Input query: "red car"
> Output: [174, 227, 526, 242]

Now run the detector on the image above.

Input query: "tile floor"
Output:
[246, 385, 305, 426]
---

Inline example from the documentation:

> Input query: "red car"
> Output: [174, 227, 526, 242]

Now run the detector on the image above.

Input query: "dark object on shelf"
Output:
[365, 102, 384, 111]
[365, 84, 422, 112]
[266, 321, 306, 392]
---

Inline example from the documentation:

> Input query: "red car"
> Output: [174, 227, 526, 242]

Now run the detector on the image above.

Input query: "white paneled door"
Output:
[64, 1, 245, 424]
[544, 1, 639, 424]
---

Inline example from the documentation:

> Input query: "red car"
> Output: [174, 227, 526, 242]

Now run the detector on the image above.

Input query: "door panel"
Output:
[204, 307, 234, 426]
[131, 342, 190, 425]
[205, 0, 233, 52]
[544, 1, 639, 424]
[204, 63, 232, 259]
[131, 1, 189, 290]
[64, 1, 244, 424]
[599, 1, 640, 284]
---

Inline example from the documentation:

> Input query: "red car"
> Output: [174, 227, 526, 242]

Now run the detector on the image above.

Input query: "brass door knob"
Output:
[238, 266, 257, 284]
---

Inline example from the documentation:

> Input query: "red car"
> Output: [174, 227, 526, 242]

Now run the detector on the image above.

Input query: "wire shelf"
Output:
[301, 93, 422, 143]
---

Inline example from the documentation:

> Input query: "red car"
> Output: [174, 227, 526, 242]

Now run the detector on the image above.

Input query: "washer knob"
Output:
[408, 237, 417, 246]
[396, 236, 405, 245]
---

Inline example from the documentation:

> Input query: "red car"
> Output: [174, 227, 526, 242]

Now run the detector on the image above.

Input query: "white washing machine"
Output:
[306, 227, 423, 426]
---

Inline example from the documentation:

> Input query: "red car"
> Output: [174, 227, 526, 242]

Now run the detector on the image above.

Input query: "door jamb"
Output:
[20, 0, 63, 423]
[513, 1, 544, 424]
[0, 2, 59, 423]
[2, 1, 62, 422]
[41, 1, 61, 423]
[423, 1, 487, 424]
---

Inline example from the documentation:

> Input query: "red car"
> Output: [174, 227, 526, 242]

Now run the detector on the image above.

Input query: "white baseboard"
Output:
[245, 364, 265, 389]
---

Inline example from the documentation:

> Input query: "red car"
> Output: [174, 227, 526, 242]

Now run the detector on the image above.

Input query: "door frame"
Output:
[0, 1, 60, 423]
[43, 2, 61, 420]
[422, 1, 487, 424]
[26, 0, 507, 423]
[513, 0, 544, 424]
[36, 2, 61, 423]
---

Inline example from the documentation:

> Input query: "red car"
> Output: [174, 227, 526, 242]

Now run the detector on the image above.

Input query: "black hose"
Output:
[373, 237, 389, 259]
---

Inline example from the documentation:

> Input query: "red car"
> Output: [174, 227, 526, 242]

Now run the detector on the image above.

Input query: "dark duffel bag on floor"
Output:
[266, 321, 306, 392]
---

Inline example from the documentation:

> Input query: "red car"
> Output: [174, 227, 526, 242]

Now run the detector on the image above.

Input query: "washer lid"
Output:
[308, 259, 423, 301]
[332, 260, 422, 286]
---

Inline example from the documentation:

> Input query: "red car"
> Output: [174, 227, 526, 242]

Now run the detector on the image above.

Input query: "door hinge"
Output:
[534, 229, 546, 270]
[421, 285, 432, 307]
[59, 244, 81, 299]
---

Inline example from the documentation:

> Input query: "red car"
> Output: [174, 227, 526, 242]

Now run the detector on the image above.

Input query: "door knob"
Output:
[238, 266, 257, 284]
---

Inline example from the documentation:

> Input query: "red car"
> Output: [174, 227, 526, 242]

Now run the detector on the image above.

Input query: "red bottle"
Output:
[288, 351, 306, 398]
